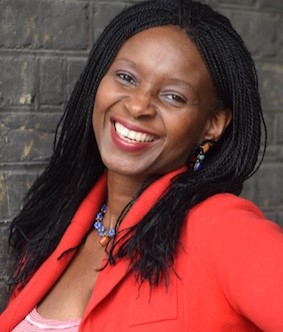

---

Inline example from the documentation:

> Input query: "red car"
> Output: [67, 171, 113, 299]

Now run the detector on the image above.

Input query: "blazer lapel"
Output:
[83, 167, 186, 317]
[3, 175, 107, 331]
[2, 167, 186, 331]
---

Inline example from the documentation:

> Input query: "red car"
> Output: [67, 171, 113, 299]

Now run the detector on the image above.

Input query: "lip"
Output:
[110, 118, 159, 153]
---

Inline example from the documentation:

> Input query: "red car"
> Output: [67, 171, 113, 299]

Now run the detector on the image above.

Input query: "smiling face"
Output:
[92, 26, 230, 181]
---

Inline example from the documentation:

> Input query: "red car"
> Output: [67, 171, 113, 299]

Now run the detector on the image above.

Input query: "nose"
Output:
[123, 89, 157, 118]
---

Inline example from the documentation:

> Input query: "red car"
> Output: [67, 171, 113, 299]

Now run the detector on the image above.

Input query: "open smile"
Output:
[114, 121, 156, 143]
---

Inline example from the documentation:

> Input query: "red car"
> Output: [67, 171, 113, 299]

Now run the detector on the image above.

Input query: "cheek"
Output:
[92, 101, 104, 143]
[92, 85, 109, 134]
[92, 94, 104, 120]
[167, 117, 195, 145]
[165, 115, 208, 157]
[92, 78, 110, 114]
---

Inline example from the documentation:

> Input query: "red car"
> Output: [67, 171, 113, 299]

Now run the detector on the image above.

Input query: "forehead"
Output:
[116, 25, 202, 65]
[112, 25, 214, 95]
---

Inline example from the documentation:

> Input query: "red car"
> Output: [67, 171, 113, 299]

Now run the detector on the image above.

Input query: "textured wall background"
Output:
[0, 0, 283, 312]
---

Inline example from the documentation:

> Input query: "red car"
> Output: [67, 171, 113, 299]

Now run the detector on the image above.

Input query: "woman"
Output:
[1, 0, 283, 331]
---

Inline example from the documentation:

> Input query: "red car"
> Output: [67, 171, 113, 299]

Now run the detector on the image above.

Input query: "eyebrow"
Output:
[169, 78, 197, 92]
[114, 57, 137, 67]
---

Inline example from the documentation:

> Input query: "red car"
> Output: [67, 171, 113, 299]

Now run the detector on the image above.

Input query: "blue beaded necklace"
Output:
[93, 203, 116, 247]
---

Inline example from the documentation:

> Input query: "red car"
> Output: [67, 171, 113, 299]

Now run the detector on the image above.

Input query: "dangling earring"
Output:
[191, 141, 212, 171]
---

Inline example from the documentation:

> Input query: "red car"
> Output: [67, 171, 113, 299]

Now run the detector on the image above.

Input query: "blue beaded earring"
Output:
[190, 142, 212, 171]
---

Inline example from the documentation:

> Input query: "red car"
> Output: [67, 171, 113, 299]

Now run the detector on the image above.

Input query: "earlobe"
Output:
[203, 108, 232, 142]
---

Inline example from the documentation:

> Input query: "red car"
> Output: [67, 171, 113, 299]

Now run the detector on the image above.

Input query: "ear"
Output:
[202, 108, 232, 142]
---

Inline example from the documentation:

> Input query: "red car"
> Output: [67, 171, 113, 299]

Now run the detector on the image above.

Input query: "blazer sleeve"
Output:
[190, 194, 283, 332]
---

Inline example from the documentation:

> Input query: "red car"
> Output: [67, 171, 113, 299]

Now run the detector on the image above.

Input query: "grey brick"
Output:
[262, 111, 276, 145]
[0, 113, 61, 163]
[263, 211, 278, 223]
[229, 12, 277, 58]
[66, 58, 87, 101]
[280, 19, 283, 57]
[277, 212, 283, 228]
[241, 176, 257, 202]
[0, 0, 89, 50]
[278, 113, 283, 144]
[6, 172, 38, 217]
[219, 0, 255, 5]
[259, 0, 283, 10]
[263, 145, 283, 162]
[258, 64, 283, 108]
[0, 281, 9, 313]
[0, 225, 12, 275]
[200, 0, 219, 5]
[0, 223, 13, 312]
[0, 57, 36, 107]
[93, 3, 129, 41]
[0, 175, 9, 220]
[257, 164, 283, 209]
[40, 58, 63, 105]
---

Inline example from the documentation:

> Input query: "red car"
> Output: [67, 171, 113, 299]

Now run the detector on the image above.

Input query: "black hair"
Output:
[8, 0, 266, 290]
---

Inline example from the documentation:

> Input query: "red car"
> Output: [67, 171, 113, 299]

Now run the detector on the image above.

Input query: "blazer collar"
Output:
[84, 167, 186, 316]
[4, 167, 186, 330]
[4, 175, 107, 331]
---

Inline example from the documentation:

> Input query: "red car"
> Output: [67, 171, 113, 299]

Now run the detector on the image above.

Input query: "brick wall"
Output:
[0, 0, 282, 311]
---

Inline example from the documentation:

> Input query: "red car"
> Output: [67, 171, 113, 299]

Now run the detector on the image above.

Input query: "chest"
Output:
[37, 230, 108, 320]
[77, 266, 259, 332]
[77, 245, 259, 332]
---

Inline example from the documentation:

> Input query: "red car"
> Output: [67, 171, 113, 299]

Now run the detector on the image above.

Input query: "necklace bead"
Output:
[93, 203, 116, 247]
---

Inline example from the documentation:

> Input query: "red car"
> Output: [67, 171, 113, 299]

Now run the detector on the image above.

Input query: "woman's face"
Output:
[93, 26, 229, 179]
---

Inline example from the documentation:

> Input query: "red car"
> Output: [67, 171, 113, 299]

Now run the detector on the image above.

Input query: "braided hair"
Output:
[9, 0, 266, 290]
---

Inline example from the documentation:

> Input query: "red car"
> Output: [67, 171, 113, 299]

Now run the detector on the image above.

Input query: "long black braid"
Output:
[8, 0, 266, 290]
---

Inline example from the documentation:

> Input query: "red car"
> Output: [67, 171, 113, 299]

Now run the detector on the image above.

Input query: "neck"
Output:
[104, 171, 150, 229]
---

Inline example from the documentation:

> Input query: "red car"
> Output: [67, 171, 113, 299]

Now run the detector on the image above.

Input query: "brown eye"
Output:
[161, 92, 187, 106]
[116, 72, 136, 86]
[168, 94, 186, 103]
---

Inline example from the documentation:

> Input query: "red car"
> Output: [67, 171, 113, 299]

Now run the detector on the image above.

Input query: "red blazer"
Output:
[1, 168, 283, 331]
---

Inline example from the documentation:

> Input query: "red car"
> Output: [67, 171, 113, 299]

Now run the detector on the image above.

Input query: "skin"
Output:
[37, 25, 231, 320]
[93, 25, 231, 228]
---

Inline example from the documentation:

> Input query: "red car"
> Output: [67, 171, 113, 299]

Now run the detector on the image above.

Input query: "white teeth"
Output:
[114, 122, 155, 143]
